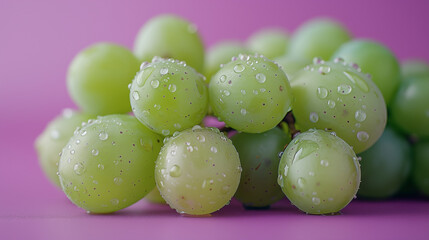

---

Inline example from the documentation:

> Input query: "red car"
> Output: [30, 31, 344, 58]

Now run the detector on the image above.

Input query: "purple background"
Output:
[1, 0, 429, 239]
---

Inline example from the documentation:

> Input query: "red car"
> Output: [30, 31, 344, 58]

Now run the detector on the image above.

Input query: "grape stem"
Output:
[284, 112, 300, 139]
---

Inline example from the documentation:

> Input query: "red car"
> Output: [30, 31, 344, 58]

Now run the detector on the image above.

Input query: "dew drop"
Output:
[173, 123, 181, 129]
[241, 89, 246, 95]
[309, 112, 319, 123]
[240, 108, 247, 116]
[320, 160, 329, 167]
[297, 177, 306, 188]
[113, 177, 123, 185]
[140, 61, 149, 70]
[355, 110, 367, 122]
[211, 146, 218, 153]
[169, 165, 181, 177]
[327, 100, 336, 108]
[338, 84, 352, 95]
[357, 131, 369, 142]
[308, 171, 315, 176]
[160, 68, 168, 75]
[98, 131, 108, 141]
[283, 165, 289, 177]
[317, 87, 328, 99]
[98, 164, 104, 170]
[70, 150, 75, 155]
[277, 174, 284, 187]
[168, 84, 177, 92]
[81, 130, 87, 136]
[154, 104, 161, 110]
[91, 149, 99, 156]
[223, 90, 230, 96]
[73, 162, 85, 175]
[221, 185, 230, 194]
[313, 57, 324, 64]
[255, 73, 266, 83]
[233, 64, 245, 73]
[110, 199, 119, 206]
[196, 134, 205, 142]
[162, 129, 170, 136]
[318, 66, 331, 75]
[219, 75, 227, 83]
[312, 197, 321, 205]
[151, 79, 160, 88]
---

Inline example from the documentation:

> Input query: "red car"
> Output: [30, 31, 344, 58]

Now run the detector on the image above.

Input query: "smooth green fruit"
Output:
[130, 57, 208, 136]
[59, 115, 163, 213]
[231, 127, 290, 208]
[209, 54, 293, 133]
[289, 18, 351, 61]
[247, 28, 289, 59]
[134, 14, 205, 73]
[413, 141, 429, 197]
[205, 41, 251, 82]
[401, 59, 429, 81]
[274, 55, 311, 79]
[278, 129, 361, 214]
[145, 187, 166, 204]
[358, 126, 412, 199]
[35, 109, 95, 187]
[391, 76, 429, 139]
[332, 39, 400, 104]
[290, 58, 387, 153]
[67, 43, 140, 115]
[155, 127, 241, 215]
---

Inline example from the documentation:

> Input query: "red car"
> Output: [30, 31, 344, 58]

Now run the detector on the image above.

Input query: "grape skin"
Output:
[246, 28, 289, 59]
[67, 43, 140, 115]
[35, 109, 95, 187]
[278, 129, 361, 215]
[231, 127, 290, 208]
[209, 54, 293, 133]
[134, 14, 205, 73]
[58, 115, 163, 214]
[413, 141, 429, 197]
[290, 58, 387, 153]
[155, 127, 241, 215]
[130, 57, 208, 136]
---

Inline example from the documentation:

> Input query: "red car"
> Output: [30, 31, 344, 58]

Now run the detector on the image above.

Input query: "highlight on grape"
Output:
[35, 14, 429, 216]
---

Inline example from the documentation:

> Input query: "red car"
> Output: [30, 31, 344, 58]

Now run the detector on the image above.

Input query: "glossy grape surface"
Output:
[401, 59, 429, 81]
[358, 126, 411, 199]
[290, 58, 387, 153]
[278, 129, 361, 214]
[67, 43, 140, 115]
[247, 28, 289, 59]
[155, 127, 241, 215]
[35, 109, 95, 187]
[134, 14, 205, 73]
[209, 54, 293, 133]
[130, 57, 208, 136]
[231, 127, 290, 208]
[332, 39, 400, 104]
[274, 55, 310, 80]
[413, 141, 429, 197]
[58, 115, 163, 213]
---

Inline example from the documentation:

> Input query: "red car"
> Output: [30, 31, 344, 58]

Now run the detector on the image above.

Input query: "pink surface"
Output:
[1, 0, 429, 239]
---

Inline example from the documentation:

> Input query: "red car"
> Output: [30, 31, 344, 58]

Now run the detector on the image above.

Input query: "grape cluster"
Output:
[36, 14, 429, 216]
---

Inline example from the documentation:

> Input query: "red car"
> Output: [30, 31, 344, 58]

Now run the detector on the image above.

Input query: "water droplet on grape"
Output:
[233, 64, 245, 73]
[219, 75, 227, 83]
[162, 129, 170, 136]
[327, 100, 336, 108]
[81, 130, 87, 136]
[283, 165, 289, 177]
[309, 112, 319, 123]
[211, 146, 218, 153]
[110, 199, 119, 206]
[91, 149, 99, 156]
[317, 87, 328, 99]
[337, 84, 352, 95]
[98, 164, 104, 170]
[318, 66, 331, 75]
[160, 68, 168, 75]
[357, 131, 369, 142]
[312, 197, 321, 205]
[154, 104, 161, 110]
[73, 162, 85, 175]
[308, 171, 315, 176]
[168, 84, 177, 92]
[297, 177, 306, 188]
[334, 57, 344, 64]
[196, 134, 205, 142]
[173, 123, 181, 129]
[240, 108, 247, 116]
[313, 57, 324, 64]
[151, 79, 160, 88]
[320, 160, 329, 167]
[343, 71, 369, 92]
[70, 149, 75, 155]
[255, 73, 266, 83]
[113, 177, 123, 185]
[354, 110, 367, 122]
[98, 131, 108, 141]
[140, 61, 149, 70]
[277, 174, 284, 187]
[223, 90, 230, 96]
[241, 89, 246, 95]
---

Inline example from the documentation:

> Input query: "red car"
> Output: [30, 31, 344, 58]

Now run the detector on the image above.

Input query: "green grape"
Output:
[145, 187, 166, 204]
[231, 127, 290, 208]
[290, 58, 387, 153]
[401, 59, 429, 81]
[413, 141, 429, 197]
[35, 109, 95, 187]
[155, 126, 241, 215]
[391, 76, 429, 139]
[278, 129, 361, 215]
[67, 43, 140, 115]
[58, 115, 163, 214]
[274, 55, 311, 80]
[246, 28, 289, 59]
[205, 41, 251, 82]
[209, 54, 293, 133]
[331, 39, 400, 104]
[357, 126, 412, 199]
[288, 18, 351, 61]
[130, 57, 208, 136]
[134, 14, 205, 73]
